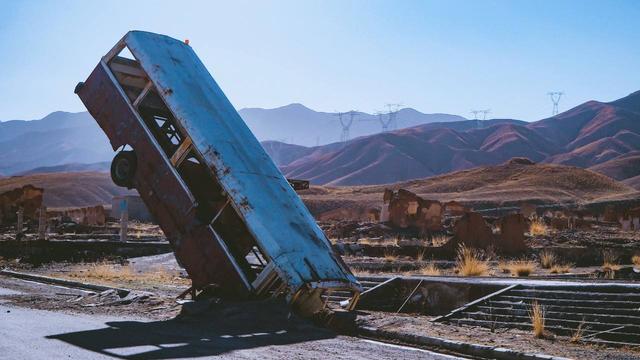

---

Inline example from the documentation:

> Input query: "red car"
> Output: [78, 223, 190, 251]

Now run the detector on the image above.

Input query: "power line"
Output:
[335, 110, 358, 143]
[479, 109, 491, 120]
[385, 103, 402, 131]
[548, 91, 564, 115]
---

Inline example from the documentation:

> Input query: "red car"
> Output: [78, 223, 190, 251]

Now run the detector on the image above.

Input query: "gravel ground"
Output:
[358, 311, 640, 360]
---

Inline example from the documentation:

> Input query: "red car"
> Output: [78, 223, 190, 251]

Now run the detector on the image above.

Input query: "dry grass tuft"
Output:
[415, 248, 427, 262]
[431, 235, 451, 247]
[383, 248, 398, 262]
[602, 251, 621, 272]
[539, 250, 557, 269]
[507, 261, 536, 277]
[549, 263, 573, 274]
[571, 320, 587, 343]
[418, 263, 441, 276]
[498, 261, 511, 274]
[529, 218, 548, 236]
[632, 255, 640, 267]
[455, 244, 489, 277]
[528, 300, 546, 338]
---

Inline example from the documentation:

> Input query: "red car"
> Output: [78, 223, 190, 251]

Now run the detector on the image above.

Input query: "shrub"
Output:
[529, 218, 548, 236]
[549, 263, 573, 274]
[508, 261, 536, 277]
[529, 300, 546, 338]
[539, 250, 557, 269]
[456, 244, 489, 276]
[418, 263, 441, 276]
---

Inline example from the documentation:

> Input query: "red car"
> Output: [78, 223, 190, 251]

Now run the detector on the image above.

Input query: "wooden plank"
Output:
[133, 81, 153, 108]
[170, 137, 193, 166]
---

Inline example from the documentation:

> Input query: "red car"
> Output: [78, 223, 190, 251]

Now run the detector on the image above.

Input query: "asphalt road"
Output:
[0, 284, 462, 360]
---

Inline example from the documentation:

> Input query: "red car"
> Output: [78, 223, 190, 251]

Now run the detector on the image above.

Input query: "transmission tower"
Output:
[470, 110, 480, 120]
[385, 103, 402, 131]
[336, 110, 358, 143]
[372, 111, 392, 132]
[548, 91, 563, 115]
[479, 109, 491, 120]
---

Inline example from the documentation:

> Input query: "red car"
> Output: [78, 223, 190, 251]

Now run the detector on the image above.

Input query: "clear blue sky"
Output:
[1, 0, 638, 121]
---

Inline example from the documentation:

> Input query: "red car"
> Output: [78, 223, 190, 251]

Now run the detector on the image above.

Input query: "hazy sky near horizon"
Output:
[1, 0, 639, 121]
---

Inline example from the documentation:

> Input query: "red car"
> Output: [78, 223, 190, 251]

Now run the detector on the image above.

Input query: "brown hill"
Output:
[588, 151, 640, 182]
[300, 160, 639, 217]
[0, 172, 133, 208]
[276, 91, 640, 185]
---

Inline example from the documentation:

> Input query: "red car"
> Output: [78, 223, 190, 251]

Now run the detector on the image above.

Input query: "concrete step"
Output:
[496, 295, 640, 309]
[509, 288, 640, 302]
[462, 311, 640, 333]
[483, 300, 640, 317]
[476, 306, 640, 325]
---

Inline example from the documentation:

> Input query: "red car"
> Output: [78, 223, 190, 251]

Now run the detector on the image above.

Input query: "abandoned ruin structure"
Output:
[0, 185, 43, 226]
[383, 189, 444, 235]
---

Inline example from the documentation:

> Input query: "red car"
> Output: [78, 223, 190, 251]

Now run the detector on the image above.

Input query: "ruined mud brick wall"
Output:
[0, 185, 44, 225]
[497, 213, 528, 254]
[384, 189, 443, 234]
[64, 205, 106, 226]
[446, 211, 529, 254]
[447, 211, 493, 249]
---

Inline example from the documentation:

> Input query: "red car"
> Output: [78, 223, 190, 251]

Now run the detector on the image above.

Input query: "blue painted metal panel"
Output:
[121, 31, 359, 294]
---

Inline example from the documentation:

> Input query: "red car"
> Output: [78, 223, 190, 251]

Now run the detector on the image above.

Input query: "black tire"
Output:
[111, 151, 137, 189]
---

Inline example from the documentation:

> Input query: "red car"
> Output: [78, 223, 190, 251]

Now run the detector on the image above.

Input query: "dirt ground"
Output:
[359, 311, 640, 360]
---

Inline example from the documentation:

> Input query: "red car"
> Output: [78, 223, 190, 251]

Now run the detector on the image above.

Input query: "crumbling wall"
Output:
[447, 211, 493, 249]
[384, 189, 443, 234]
[0, 185, 44, 225]
[497, 213, 528, 254]
[64, 205, 106, 226]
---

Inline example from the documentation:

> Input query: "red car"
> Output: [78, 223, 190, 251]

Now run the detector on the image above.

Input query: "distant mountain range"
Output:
[240, 103, 466, 146]
[2, 91, 639, 189]
[272, 91, 640, 186]
[0, 104, 465, 175]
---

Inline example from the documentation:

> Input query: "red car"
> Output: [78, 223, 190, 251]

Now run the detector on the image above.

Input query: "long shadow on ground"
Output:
[47, 299, 336, 359]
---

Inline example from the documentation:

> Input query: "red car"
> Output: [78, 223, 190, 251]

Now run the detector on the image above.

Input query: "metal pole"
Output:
[120, 198, 128, 242]
[38, 205, 47, 240]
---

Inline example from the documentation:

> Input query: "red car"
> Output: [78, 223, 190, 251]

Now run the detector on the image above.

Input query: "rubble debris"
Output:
[72, 289, 158, 307]
[384, 189, 443, 234]
[75, 30, 360, 317]
[0, 185, 43, 226]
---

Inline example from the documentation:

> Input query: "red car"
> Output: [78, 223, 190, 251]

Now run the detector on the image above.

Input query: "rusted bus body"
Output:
[75, 31, 360, 313]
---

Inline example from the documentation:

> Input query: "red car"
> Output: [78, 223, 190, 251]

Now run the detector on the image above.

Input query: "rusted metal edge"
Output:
[431, 284, 520, 322]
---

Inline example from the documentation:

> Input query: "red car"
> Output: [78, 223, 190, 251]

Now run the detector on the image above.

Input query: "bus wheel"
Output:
[111, 150, 137, 189]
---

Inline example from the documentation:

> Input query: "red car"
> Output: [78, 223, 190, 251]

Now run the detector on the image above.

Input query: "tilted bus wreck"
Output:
[74, 31, 361, 316]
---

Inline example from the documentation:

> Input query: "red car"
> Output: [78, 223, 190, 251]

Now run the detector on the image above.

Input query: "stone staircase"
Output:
[437, 284, 640, 347]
